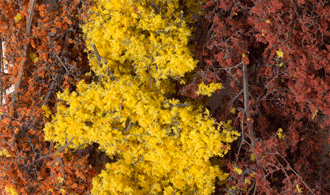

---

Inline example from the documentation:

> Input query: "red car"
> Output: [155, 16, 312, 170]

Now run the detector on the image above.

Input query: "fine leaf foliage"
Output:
[0, 0, 97, 194]
[183, 0, 330, 194]
[43, 0, 240, 194]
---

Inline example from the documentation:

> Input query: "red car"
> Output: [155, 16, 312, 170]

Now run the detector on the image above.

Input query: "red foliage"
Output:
[0, 0, 98, 194]
[181, 0, 330, 193]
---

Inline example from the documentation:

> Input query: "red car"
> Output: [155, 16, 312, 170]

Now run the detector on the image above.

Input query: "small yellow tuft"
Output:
[312, 110, 318, 120]
[296, 184, 303, 193]
[276, 48, 284, 58]
[250, 152, 255, 161]
[29, 53, 39, 63]
[230, 107, 236, 114]
[5, 186, 18, 195]
[14, 13, 23, 23]
[234, 167, 243, 175]
[277, 128, 286, 140]
[41, 105, 51, 119]
[0, 149, 11, 157]
[245, 179, 251, 184]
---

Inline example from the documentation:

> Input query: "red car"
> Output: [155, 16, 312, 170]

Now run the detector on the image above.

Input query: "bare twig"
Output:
[34, 136, 76, 163]
[148, 67, 153, 89]
[55, 55, 71, 75]
[39, 72, 60, 108]
[92, 44, 103, 69]
[122, 117, 136, 133]
[275, 148, 316, 195]
[148, 0, 164, 19]
[161, 99, 190, 109]
[92, 44, 117, 80]
[120, 97, 124, 117]
[58, 158, 66, 187]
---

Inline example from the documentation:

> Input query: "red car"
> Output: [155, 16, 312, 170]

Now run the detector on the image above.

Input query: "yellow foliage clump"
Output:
[233, 167, 243, 175]
[29, 52, 39, 63]
[0, 148, 11, 157]
[43, 0, 240, 194]
[276, 48, 284, 58]
[81, 0, 199, 83]
[14, 13, 23, 23]
[277, 128, 286, 140]
[5, 186, 18, 195]
[197, 82, 223, 97]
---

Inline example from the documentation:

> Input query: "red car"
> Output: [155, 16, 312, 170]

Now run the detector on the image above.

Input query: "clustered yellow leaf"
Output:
[312, 109, 318, 120]
[5, 186, 18, 195]
[250, 152, 255, 161]
[59, 188, 66, 194]
[234, 166, 243, 175]
[296, 184, 303, 193]
[43, 0, 241, 194]
[2, 58, 8, 65]
[14, 13, 23, 23]
[29, 52, 39, 63]
[276, 48, 284, 58]
[230, 107, 236, 114]
[0, 148, 11, 157]
[245, 179, 251, 184]
[41, 105, 51, 119]
[277, 128, 286, 140]
[57, 177, 64, 184]
[197, 82, 223, 97]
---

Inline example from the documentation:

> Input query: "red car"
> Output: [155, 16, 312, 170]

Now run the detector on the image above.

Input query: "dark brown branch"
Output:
[11, 0, 37, 108]
[242, 62, 266, 179]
